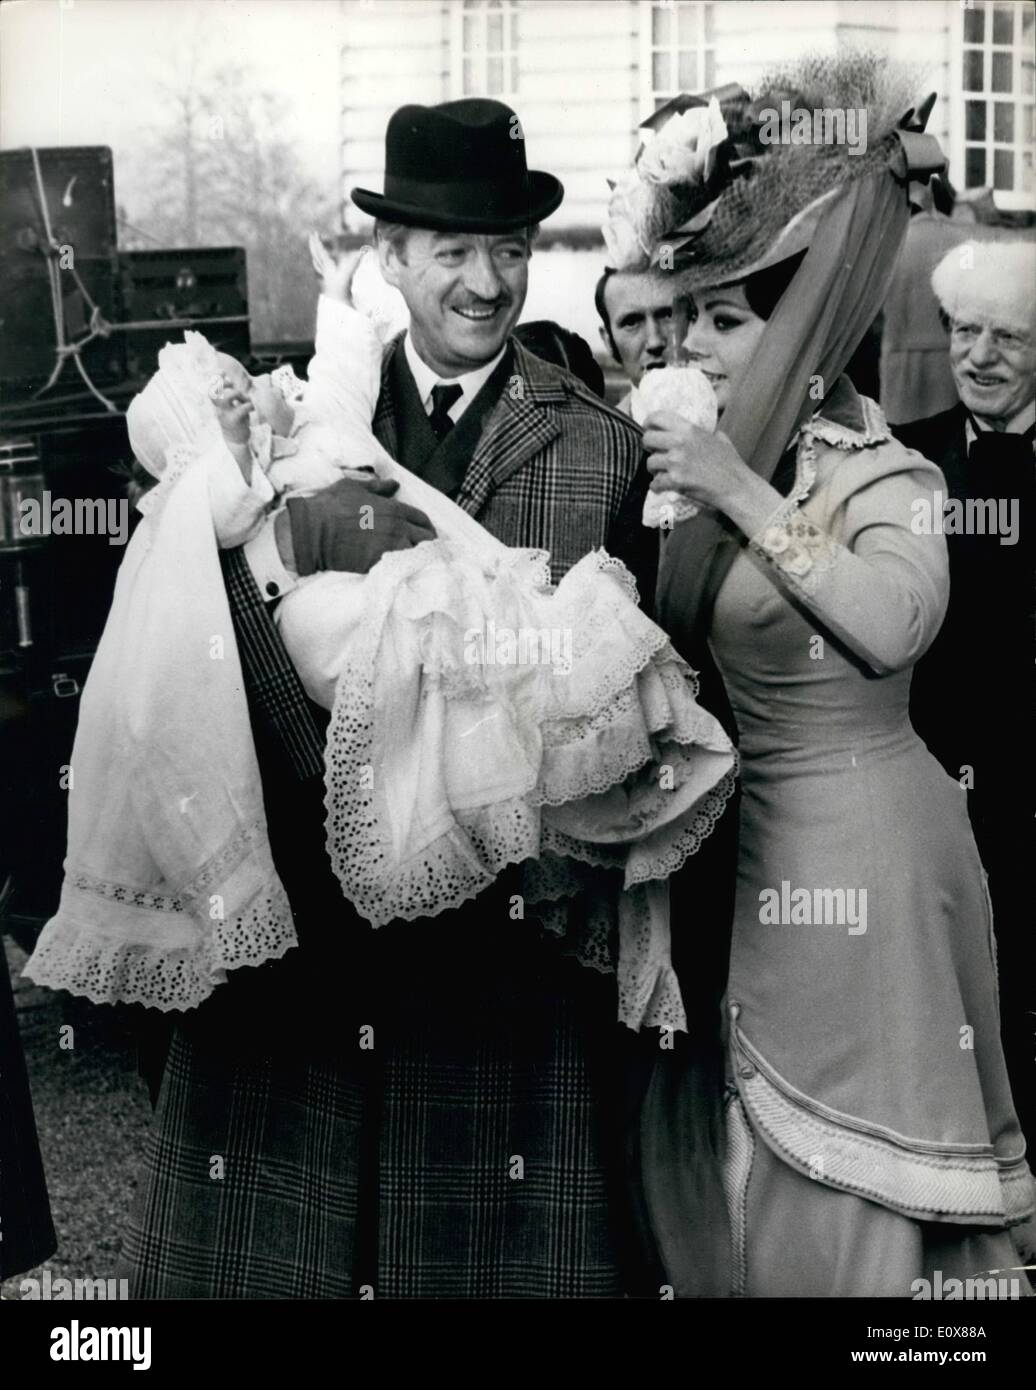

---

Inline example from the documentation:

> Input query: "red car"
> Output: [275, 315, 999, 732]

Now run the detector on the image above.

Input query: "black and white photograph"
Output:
[0, 0, 1033, 1356]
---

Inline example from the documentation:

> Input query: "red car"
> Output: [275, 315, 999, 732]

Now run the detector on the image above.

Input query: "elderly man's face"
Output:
[949, 318, 1036, 426]
[378, 228, 529, 378]
[602, 272, 683, 387]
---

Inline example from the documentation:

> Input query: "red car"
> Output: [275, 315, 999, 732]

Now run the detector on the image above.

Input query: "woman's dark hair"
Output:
[741, 249, 808, 320]
[594, 268, 619, 358]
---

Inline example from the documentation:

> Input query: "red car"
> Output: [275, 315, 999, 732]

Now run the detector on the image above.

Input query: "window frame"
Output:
[950, 0, 1035, 210]
[449, 0, 520, 102]
[637, 0, 717, 121]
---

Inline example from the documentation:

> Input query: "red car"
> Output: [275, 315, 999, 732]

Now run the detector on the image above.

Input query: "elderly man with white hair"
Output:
[897, 238, 1035, 1159]
[930, 239, 1035, 436]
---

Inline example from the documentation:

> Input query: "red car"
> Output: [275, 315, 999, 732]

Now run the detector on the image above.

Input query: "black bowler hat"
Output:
[351, 99, 564, 233]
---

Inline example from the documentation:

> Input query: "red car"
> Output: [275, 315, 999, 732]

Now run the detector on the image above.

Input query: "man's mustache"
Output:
[451, 296, 511, 310]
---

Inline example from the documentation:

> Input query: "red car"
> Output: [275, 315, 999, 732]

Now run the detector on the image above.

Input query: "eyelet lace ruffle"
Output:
[136, 442, 195, 524]
[643, 490, 701, 529]
[271, 363, 307, 405]
[321, 543, 737, 1031]
[23, 822, 298, 1012]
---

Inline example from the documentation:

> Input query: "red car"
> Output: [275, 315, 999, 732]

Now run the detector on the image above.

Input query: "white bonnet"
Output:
[930, 240, 1036, 336]
[126, 331, 223, 478]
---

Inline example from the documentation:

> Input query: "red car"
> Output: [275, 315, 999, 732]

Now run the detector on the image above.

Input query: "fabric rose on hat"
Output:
[603, 169, 677, 271]
[603, 171, 656, 271]
[603, 98, 729, 270]
[638, 98, 728, 187]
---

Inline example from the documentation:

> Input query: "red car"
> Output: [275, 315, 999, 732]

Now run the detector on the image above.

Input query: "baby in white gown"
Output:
[29, 243, 736, 1031]
[287, 268, 739, 1028]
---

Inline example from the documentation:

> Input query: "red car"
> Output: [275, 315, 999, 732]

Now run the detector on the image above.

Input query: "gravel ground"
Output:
[2, 936, 152, 1300]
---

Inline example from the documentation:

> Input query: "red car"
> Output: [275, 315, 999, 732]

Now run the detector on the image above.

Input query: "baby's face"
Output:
[213, 353, 295, 436]
[214, 353, 252, 398]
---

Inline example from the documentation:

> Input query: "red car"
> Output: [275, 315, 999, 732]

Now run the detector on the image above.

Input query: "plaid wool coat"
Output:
[118, 340, 660, 1299]
[375, 336, 656, 590]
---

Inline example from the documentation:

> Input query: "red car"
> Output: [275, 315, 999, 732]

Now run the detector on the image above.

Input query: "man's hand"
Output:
[285, 474, 436, 576]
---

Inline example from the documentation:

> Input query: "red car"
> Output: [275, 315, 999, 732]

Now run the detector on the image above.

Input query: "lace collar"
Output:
[808, 374, 891, 450]
[786, 376, 892, 510]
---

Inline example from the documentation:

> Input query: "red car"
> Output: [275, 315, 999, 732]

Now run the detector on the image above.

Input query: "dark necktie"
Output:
[966, 423, 1034, 481]
[428, 382, 463, 440]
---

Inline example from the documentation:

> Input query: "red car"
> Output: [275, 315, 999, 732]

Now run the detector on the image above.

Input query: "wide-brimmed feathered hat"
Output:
[352, 99, 564, 233]
[603, 53, 943, 289]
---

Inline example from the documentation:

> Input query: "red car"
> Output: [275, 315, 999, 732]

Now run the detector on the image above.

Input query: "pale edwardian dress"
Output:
[702, 379, 1031, 1294]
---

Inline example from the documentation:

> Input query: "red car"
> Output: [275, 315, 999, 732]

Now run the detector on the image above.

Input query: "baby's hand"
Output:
[309, 231, 363, 304]
[208, 373, 252, 445]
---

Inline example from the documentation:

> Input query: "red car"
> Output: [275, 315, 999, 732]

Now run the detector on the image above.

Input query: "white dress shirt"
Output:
[964, 399, 1036, 448]
[403, 331, 508, 424]
[243, 506, 296, 600]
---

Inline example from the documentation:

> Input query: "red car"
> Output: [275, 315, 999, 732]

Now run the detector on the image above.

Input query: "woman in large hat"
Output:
[606, 53, 1033, 1296]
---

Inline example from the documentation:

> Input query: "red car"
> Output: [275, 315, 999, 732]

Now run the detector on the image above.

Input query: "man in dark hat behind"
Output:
[119, 99, 656, 1299]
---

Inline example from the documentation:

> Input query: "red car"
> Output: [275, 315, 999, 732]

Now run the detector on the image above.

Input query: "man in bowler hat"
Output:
[120, 99, 655, 1298]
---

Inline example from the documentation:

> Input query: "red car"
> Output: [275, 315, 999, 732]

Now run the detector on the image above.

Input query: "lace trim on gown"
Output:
[23, 821, 298, 1012]
[135, 443, 193, 524]
[322, 544, 737, 1031]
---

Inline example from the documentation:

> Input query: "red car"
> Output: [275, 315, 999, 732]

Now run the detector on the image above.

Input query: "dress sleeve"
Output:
[202, 433, 276, 549]
[747, 441, 949, 676]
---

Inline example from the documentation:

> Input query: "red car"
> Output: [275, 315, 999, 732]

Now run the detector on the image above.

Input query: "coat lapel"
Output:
[373, 336, 565, 519]
[458, 340, 564, 516]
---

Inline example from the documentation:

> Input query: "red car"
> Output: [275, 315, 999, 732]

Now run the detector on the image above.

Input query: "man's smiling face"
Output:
[948, 318, 1036, 427]
[378, 228, 530, 377]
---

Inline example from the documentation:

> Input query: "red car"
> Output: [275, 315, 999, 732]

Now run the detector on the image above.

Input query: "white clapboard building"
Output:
[338, 0, 1034, 344]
